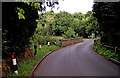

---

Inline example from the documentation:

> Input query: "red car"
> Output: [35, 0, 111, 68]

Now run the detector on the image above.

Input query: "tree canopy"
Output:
[34, 10, 99, 39]
[2, 2, 39, 57]
[3, 1, 100, 58]
[2, 1, 59, 57]
[93, 2, 120, 48]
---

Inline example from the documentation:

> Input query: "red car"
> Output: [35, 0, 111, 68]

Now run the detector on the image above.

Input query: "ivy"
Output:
[18, 12, 25, 19]
[16, 7, 25, 19]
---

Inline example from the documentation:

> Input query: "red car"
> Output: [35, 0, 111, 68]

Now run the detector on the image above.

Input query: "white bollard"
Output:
[48, 40, 50, 46]
[40, 45, 41, 49]
[12, 54, 18, 74]
[55, 40, 56, 44]
[39, 42, 41, 49]
[14, 70, 18, 74]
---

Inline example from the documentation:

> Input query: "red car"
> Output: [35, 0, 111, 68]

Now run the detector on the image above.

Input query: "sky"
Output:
[50, 0, 94, 14]
[38, 0, 94, 14]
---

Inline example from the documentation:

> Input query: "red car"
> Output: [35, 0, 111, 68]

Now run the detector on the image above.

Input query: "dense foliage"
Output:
[33, 11, 99, 41]
[62, 27, 78, 39]
[2, 2, 39, 58]
[2, 1, 59, 58]
[2, 1, 99, 59]
[94, 40, 120, 61]
[93, 2, 120, 48]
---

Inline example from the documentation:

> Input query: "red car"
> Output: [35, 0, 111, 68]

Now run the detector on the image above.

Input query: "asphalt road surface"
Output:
[33, 39, 120, 76]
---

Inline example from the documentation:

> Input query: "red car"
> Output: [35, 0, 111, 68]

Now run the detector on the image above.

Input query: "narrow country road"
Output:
[32, 40, 120, 76]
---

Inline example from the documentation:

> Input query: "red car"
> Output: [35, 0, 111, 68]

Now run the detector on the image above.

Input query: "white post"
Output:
[12, 54, 18, 74]
[48, 40, 50, 46]
[55, 40, 56, 44]
[39, 42, 41, 49]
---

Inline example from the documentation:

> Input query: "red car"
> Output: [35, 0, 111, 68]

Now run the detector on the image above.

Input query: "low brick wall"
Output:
[59, 37, 82, 46]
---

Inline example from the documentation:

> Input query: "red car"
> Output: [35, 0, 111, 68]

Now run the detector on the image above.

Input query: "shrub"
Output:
[93, 41, 120, 61]
[62, 44, 67, 47]
[2, 59, 11, 77]
[62, 27, 78, 39]
[56, 42, 62, 47]
[24, 48, 34, 58]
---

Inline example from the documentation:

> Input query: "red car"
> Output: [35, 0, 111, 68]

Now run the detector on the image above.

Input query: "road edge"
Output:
[30, 42, 81, 76]
[30, 49, 56, 76]
[105, 56, 120, 65]
[93, 47, 120, 65]
[93, 39, 120, 65]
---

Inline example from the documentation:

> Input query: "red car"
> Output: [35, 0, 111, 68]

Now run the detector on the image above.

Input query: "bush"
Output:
[2, 59, 11, 77]
[56, 42, 62, 47]
[62, 27, 78, 39]
[62, 44, 67, 47]
[24, 48, 34, 58]
[93, 43, 120, 61]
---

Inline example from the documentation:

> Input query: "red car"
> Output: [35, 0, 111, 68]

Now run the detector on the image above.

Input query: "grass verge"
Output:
[83, 38, 97, 39]
[6, 45, 60, 76]
[74, 39, 84, 44]
[5, 38, 84, 77]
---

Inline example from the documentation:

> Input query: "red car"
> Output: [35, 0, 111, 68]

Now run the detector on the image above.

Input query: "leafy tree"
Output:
[45, 11, 55, 36]
[2, 2, 39, 57]
[62, 27, 78, 39]
[93, 2, 120, 48]
[2, 0, 59, 57]
[33, 11, 55, 45]
[53, 11, 73, 36]
[85, 11, 99, 37]
[51, 11, 99, 38]
[73, 12, 85, 20]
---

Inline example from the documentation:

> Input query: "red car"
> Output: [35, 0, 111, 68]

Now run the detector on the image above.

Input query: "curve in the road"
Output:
[32, 40, 120, 76]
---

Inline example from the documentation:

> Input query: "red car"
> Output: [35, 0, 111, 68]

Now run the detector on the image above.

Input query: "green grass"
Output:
[6, 45, 60, 76]
[62, 44, 68, 47]
[83, 38, 97, 39]
[5, 38, 84, 77]
[74, 39, 84, 44]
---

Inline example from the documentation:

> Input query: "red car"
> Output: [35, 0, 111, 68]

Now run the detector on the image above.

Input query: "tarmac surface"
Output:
[33, 39, 120, 76]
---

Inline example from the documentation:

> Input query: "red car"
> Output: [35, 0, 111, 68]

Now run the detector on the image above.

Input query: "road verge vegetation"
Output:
[93, 39, 120, 62]
[5, 45, 61, 77]
[74, 39, 84, 44]
[4, 38, 83, 77]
